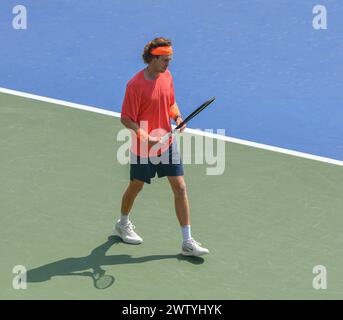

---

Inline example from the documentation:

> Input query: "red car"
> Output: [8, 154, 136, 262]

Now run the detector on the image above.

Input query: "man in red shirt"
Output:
[113, 37, 209, 257]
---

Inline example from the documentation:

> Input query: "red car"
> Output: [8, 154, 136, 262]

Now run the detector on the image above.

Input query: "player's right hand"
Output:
[148, 136, 162, 146]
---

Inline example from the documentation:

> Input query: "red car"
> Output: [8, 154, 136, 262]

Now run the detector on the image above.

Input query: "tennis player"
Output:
[113, 37, 209, 256]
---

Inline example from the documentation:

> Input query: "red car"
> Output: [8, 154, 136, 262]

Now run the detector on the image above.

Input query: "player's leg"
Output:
[112, 179, 145, 244]
[167, 175, 190, 226]
[167, 176, 209, 256]
[121, 179, 145, 216]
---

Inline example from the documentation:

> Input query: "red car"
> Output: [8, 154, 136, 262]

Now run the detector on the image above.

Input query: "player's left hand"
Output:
[176, 117, 186, 132]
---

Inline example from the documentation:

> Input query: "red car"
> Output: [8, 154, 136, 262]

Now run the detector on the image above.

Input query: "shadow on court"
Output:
[26, 236, 204, 289]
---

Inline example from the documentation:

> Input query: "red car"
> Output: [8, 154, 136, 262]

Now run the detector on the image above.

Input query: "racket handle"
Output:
[151, 131, 173, 150]
[161, 131, 173, 144]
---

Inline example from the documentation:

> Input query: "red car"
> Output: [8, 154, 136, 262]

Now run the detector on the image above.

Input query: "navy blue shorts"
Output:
[130, 143, 184, 184]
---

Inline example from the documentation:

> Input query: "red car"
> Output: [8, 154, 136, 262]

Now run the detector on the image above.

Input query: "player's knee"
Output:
[173, 182, 187, 197]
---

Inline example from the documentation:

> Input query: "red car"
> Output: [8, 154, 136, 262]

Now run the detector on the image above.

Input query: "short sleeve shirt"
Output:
[121, 69, 175, 157]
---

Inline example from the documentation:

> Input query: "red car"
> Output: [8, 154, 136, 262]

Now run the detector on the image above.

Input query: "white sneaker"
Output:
[181, 239, 209, 256]
[112, 220, 143, 244]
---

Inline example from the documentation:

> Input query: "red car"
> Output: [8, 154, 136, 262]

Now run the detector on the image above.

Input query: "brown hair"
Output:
[142, 37, 172, 64]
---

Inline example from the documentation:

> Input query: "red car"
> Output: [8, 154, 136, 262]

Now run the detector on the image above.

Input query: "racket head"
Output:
[153, 97, 216, 150]
[175, 97, 216, 130]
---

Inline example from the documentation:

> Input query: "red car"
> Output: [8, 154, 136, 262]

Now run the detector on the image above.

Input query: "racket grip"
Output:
[151, 132, 172, 150]
[161, 132, 172, 144]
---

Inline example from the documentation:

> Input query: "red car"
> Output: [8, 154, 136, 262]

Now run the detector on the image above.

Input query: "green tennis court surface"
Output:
[1, 92, 343, 299]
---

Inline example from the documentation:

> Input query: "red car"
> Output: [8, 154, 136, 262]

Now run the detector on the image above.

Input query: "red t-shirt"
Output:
[121, 69, 175, 157]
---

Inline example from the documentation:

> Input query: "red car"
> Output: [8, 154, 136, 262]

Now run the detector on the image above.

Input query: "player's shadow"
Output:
[26, 236, 204, 289]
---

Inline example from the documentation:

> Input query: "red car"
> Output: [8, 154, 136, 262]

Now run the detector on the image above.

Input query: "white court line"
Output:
[0, 87, 121, 118]
[1, 86, 343, 167]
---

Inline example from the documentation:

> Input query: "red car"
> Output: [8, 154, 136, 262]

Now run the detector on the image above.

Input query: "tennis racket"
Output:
[157, 97, 216, 146]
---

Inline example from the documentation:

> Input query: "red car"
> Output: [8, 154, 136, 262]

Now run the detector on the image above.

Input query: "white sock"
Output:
[120, 214, 130, 225]
[181, 225, 192, 242]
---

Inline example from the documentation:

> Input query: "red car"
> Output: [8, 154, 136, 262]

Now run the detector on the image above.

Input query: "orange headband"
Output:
[150, 46, 173, 56]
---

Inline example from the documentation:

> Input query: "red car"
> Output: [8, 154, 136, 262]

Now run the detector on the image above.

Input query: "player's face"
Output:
[155, 55, 172, 72]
